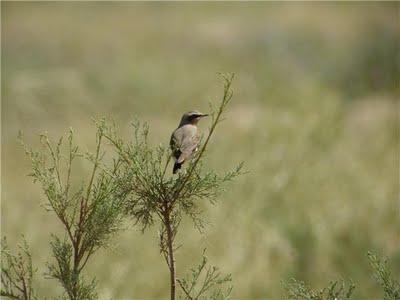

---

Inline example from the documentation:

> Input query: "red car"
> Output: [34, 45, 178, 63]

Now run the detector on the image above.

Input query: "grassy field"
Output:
[2, 2, 399, 299]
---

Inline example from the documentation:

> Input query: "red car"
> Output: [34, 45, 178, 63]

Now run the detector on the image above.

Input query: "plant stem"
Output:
[164, 208, 176, 300]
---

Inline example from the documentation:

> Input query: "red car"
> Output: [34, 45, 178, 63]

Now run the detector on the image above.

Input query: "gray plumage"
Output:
[170, 111, 208, 174]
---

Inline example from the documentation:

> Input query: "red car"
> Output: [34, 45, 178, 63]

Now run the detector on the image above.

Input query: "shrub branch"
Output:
[1, 237, 37, 300]
[101, 73, 241, 300]
[20, 123, 129, 300]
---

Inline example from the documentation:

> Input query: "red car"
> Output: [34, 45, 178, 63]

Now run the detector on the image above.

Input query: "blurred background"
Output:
[2, 2, 399, 299]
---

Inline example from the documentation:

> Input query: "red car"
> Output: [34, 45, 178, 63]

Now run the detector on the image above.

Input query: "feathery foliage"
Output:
[19, 124, 129, 300]
[177, 250, 232, 300]
[100, 73, 242, 300]
[368, 252, 400, 300]
[1, 237, 37, 300]
[284, 252, 400, 300]
[284, 278, 355, 300]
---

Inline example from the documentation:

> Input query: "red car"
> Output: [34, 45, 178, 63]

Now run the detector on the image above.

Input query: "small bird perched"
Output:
[170, 111, 208, 174]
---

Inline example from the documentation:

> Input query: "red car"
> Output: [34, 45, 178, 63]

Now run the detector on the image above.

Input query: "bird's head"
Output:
[179, 111, 208, 126]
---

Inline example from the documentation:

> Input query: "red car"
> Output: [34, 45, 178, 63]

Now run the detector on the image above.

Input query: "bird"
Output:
[170, 111, 208, 174]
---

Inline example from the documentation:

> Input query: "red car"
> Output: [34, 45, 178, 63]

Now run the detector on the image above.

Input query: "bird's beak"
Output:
[200, 114, 209, 118]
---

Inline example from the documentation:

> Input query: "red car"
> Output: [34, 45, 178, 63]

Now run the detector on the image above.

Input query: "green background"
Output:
[2, 2, 399, 299]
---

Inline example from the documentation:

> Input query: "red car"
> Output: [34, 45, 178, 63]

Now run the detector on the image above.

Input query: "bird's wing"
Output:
[170, 125, 199, 163]
[170, 130, 182, 159]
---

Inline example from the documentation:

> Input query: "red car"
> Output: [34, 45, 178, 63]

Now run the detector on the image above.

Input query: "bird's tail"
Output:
[173, 162, 182, 174]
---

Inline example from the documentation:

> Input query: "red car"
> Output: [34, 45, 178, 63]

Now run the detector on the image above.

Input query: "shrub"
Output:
[100, 73, 241, 300]
[2, 73, 239, 300]
[17, 124, 130, 299]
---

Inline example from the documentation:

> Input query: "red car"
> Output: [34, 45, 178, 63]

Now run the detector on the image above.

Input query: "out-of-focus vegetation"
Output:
[368, 252, 400, 300]
[2, 2, 399, 299]
[284, 252, 400, 300]
[284, 278, 355, 300]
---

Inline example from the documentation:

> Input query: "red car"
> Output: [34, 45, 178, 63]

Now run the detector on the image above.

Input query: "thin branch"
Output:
[177, 280, 194, 300]
[85, 130, 103, 205]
